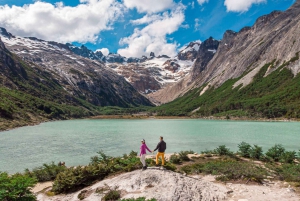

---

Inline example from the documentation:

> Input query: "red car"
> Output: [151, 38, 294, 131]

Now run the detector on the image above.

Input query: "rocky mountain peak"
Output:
[94, 50, 104, 59]
[223, 30, 237, 43]
[0, 27, 14, 39]
[177, 41, 201, 61]
[201, 37, 219, 50]
[191, 37, 219, 80]
[253, 11, 282, 31]
[106, 53, 125, 63]
[150, 52, 155, 57]
[66, 43, 102, 61]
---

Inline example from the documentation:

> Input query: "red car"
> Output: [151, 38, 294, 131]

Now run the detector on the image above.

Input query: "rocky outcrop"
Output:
[148, 37, 219, 104]
[191, 37, 219, 80]
[0, 28, 13, 39]
[106, 53, 126, 63]
[177, 41, 200, 61]
[66, 44, 105, 61]
[150, 52, 155, 57]
[37, 169, 228, 201]
[163, 59, 180, 73]
[36, 168, 300, 201]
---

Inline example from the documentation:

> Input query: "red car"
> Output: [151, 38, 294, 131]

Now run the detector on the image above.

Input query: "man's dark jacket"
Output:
[154, 140, 167, 152]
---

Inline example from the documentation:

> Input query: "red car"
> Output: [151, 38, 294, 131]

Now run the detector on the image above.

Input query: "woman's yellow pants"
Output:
[156, 152, 165, 165]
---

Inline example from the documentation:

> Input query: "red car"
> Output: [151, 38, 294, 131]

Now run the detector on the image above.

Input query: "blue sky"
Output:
[0, 0, 295, 57]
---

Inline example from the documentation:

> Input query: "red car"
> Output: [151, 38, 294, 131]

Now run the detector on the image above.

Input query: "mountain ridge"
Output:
[149, 0, 300, 105]
[152, 0, 300, 118]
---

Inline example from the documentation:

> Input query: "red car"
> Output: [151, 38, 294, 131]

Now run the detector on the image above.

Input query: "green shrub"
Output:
[266, 144, 285, 162]
[249, 145, 264, 160]
[52, 151, 143, 194]
[102, 190, 120, 201]
[273, 164, 300, 183]
[0, 172, 37, 201]
[164, 162, 176, 171]
[78, 190, 88, 200]
[265, 162, 300, 185]
[52, 164, 109, 193]
[24, 162, 67, 182]
[169, 154, 182, 164]
[129, 150, 138, 157]
[178, 151, 192, 161]
[90, 150, 113, 165]
[280, 151, 296, 164]
[214, 145, 232, 156]
[180, 160, 267, 183]
[238, 142, 252, 158]
[180, 163, 204, 174]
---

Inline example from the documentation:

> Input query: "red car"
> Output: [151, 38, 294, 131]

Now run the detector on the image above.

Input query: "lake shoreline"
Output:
[1, 115, 299, 132]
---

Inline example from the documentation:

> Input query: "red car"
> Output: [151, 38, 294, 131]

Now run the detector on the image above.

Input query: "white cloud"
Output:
[180, 24, 190, 29]
[96, 48, 109, 56]
[197, 0, 209, 5]
[130, 14, 163, 25]
[194, 18, 200, 31]
[224, 0, 266, 12]
[0, 0, 124, 43]
[123, 0, 174, 13]
[117, 4, 185, 58]
[188, 1, 195, 9]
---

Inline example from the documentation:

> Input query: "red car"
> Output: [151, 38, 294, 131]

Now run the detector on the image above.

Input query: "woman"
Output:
[140, 139, 152, 170]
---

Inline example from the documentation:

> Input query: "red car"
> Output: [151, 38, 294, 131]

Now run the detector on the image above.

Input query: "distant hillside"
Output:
[0, 36, 152, 130]
[153, 0, 300, 119]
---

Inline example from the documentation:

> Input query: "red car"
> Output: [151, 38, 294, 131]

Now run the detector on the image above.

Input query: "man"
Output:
[153, 136, 167, 166]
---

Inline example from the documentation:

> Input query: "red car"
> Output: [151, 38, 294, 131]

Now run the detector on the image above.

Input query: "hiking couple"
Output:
[140, 136, 166, 170]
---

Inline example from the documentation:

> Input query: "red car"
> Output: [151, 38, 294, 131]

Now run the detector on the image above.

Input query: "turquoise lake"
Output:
[0, 119, 299, 173]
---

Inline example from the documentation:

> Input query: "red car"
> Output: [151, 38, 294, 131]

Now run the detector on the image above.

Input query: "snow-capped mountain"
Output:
[67, 42, 201, 94]
[0, 27, 152, 107]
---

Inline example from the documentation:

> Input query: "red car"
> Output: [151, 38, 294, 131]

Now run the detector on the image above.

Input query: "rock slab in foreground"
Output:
[37, 169, 227, 201]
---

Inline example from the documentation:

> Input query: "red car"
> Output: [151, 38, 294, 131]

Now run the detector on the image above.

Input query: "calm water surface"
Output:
[0, 119, 299, 173]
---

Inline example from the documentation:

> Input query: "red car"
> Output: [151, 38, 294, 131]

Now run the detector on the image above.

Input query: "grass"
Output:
[180, 159, 268, 183]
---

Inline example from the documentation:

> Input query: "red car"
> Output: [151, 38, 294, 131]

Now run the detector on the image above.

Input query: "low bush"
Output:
[102, 189, 121, 201]
[52, 151, 143, 194]
[163, 162, 177, 171]
[271, 164, 300, 184]
[169, 154, 182, 164]
[280, 151, 297, 164]
[178, 151, 192, 161]
[238, 142, 252, 158]
[0, 172, 37, 201]
[90, 150, 113, 166]
[180, 160, 268, 183]
[249, 145, 264, 160]
[266, 144, 285, 162]
[214, 145, 233, 156]
[24, 162, 67, 182]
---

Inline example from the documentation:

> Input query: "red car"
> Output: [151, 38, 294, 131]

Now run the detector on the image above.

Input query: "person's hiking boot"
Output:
[142, 166, 147, 170]
[155, 164, 160, 167]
